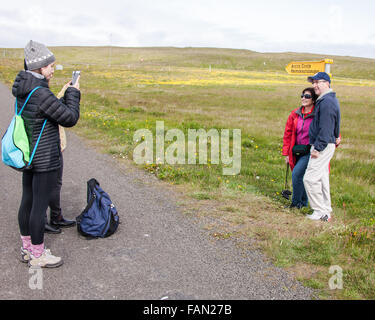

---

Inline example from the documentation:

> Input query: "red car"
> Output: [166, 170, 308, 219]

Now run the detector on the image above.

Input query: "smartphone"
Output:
[71, 71, 81, 85]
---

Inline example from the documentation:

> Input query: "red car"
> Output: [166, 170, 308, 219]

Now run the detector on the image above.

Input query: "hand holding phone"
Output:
[71, 71, 81, 85]
[70, 71, 81, 90]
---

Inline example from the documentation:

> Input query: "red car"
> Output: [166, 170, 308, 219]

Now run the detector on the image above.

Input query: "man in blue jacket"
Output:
[303, 72, 341, 222]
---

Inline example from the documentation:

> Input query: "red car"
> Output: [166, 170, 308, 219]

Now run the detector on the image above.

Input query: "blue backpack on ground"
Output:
[76, 178, 120, 239]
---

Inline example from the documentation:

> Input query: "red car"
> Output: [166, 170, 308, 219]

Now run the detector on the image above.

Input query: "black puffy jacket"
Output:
[12, 71, 80, 172]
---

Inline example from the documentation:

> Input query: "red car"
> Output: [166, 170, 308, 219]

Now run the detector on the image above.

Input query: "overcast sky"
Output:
[1, 0, 375, 59]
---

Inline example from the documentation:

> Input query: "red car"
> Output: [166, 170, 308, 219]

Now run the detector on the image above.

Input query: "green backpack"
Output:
[1, 86, 47, 171]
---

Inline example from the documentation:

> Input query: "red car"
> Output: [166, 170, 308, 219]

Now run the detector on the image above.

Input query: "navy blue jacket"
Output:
[309, 91, 340, 152]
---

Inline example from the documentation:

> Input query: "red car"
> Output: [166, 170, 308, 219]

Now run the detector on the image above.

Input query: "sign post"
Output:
[285, 59, 333, 77]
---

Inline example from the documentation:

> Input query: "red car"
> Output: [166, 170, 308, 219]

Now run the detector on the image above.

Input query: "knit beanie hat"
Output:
[24, 40, 55, 71]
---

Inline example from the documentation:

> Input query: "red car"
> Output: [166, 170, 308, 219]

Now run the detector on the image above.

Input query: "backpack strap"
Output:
[28, 119, 47, 166]
[76, 179, 100, 223]
[16, 86, 41, 116]
[87, 178, 100, 202]
[14, 86, 47, 167]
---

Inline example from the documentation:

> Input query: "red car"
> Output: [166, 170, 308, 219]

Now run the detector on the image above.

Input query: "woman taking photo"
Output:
[13, 40, 80, 268]
[282, 88, 317, 209]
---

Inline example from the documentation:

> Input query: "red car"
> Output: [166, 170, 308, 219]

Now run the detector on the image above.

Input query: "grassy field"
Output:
[1, 46, 374, 299]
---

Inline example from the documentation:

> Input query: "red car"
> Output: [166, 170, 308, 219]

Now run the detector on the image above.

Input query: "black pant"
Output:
[48, 154, 63, 220]
[18, 170, 59, 245]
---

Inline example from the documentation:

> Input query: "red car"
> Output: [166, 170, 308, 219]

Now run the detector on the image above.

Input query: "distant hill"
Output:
[2, 46, 375, 80]
[49, 46, 375, 80]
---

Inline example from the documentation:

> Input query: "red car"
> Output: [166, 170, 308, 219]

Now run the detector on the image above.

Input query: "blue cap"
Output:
[307, 72, 331, 84]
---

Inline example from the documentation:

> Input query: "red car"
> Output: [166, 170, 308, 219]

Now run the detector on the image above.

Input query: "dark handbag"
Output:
[292, 144, 311, 156]
[76, 178, 119, 239]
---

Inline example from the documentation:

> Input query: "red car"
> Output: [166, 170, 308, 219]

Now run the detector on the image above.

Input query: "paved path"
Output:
[0, 82, 313, 300]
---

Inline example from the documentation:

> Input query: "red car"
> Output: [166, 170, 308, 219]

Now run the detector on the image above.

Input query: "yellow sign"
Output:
[285, 59, 333, 76]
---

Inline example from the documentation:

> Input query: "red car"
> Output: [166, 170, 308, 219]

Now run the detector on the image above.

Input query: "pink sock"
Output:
[30, 243, 44, 258]
[21, 236, 31, 251]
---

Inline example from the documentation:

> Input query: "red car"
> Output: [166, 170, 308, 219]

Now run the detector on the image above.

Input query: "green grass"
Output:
[1, 46, 375, 299]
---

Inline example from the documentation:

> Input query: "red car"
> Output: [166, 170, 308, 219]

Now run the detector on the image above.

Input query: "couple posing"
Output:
[283, 72, 341, 222]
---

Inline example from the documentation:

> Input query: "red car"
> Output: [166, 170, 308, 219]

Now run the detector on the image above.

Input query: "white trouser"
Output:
[303, 143, 336, 216]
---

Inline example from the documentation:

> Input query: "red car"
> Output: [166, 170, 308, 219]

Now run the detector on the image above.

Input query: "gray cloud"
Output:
[65, 15, 100, 28]
[0, 0, 374, 59]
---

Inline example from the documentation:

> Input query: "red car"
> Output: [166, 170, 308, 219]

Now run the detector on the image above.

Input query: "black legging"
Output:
[48, 154, 63, 219]
[18, 170, 59, 245]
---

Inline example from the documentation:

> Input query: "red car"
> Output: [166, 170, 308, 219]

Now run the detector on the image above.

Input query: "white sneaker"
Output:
[28, 249, 63, 268]
[307, 211, 324, 220]
[320, 213, 332, 222]
[20, 247, 31, 263]
[307, 212, 332, 222]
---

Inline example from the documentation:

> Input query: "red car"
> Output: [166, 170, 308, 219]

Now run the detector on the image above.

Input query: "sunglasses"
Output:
[301, 94, 312, 99]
